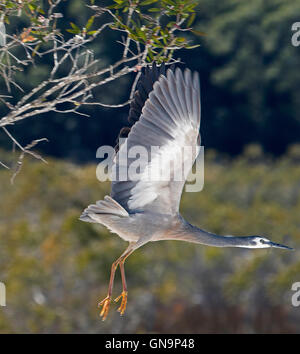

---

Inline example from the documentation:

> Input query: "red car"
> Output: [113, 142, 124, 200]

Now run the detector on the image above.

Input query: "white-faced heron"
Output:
[80, 62, 292, 320]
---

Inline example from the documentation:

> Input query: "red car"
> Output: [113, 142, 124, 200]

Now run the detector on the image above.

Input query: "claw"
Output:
[98, 296, 111, 321]
[114, 291, 128, 316]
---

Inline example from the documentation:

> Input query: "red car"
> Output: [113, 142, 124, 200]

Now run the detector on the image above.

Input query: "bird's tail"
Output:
[79, 195, 129, 223]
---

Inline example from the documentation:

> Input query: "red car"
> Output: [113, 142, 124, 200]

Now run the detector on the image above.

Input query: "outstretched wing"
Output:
[111, 66, 201, 215]
[115, 62, 172, 152]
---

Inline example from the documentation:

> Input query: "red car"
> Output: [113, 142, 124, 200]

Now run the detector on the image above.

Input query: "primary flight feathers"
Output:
[111, 63, 201, 214]
[116, 62, 175, 151]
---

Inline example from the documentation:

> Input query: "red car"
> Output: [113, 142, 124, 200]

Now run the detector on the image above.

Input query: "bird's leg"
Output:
[98, 259, 118, 321]
[114, 250, 134, 316]
[98, 243, 135, 321]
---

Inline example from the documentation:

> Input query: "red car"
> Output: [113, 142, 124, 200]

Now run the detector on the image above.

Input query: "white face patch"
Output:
[238, 236, 271, 249]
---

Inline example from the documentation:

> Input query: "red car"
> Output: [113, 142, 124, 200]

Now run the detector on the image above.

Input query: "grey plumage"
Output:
[80, 62, 292, 320]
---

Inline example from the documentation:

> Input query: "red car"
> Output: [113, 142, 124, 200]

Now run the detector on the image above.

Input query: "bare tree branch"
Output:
[0, 0, 199, 180]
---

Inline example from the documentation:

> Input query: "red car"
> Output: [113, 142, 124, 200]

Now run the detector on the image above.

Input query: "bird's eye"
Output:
[260, 239, 267, 244]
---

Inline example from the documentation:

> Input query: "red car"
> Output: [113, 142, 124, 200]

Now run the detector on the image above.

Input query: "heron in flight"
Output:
[80, 62, 292, 321]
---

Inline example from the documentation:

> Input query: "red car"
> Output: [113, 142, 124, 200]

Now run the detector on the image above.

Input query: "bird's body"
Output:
[80, 62, 292, 320]
[89, 206, 176, 243]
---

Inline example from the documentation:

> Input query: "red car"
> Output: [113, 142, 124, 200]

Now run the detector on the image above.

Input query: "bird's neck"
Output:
[166, 217, 250, 248]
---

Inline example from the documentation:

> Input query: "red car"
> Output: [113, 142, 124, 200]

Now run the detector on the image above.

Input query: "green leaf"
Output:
[86, 16, 95, 30]
[136, 28, 147, 41]
[66, 29, 80, 34]
[184, 3, 197, 12]
[128, 33, 138, 41]
[141, 0, 158, 5]
[187, 12, 196, 27]
[28, 3, 37, 12]
[152, 25, 161, 32]
[112, 3, 125, 9]
[162, 0, 175, 5]
[87, 30, 98, 35]
[32, 43, 41, 57]
[5, 2, 14, 9]
[153, 37, 162, 46]
[148, 7, 161, 12]
[166, 21, 176, 28]
[70, 22, 80, 31]
[147, 48, 154, 60]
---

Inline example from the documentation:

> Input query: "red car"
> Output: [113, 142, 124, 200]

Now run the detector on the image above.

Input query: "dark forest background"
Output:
[1, 0, 299, 161]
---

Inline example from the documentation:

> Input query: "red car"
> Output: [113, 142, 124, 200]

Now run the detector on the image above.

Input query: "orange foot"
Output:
[98, 296, 111, 321]
[114, 291, 128, 316]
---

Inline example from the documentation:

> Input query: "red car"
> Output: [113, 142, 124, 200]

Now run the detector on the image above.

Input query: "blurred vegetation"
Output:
[0, 146, 299, 333]
[196, 0, 300, 155]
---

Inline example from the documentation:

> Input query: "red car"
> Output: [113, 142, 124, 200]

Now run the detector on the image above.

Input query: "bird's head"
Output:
[242, 236, 293, 250]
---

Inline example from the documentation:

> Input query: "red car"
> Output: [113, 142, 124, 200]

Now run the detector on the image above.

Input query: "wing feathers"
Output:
[184, 69, 194, 120]
[165, 70, 184, 120]
[175, 69, 189, 121]
[80, 195, 129, 222]
[158, 77, 181, 122]
[111, 64, 201, 214]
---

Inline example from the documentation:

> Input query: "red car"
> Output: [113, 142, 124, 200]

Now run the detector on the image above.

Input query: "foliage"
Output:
[194, 0, 300, 154]
[0, 0, 199, 173]
[0, 0, 298, 161]
[0, 146, 299, 333]
[99, 0, 199, 63]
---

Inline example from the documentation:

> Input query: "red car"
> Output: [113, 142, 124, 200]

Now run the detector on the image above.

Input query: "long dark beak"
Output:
[269, 241, 293, 250]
